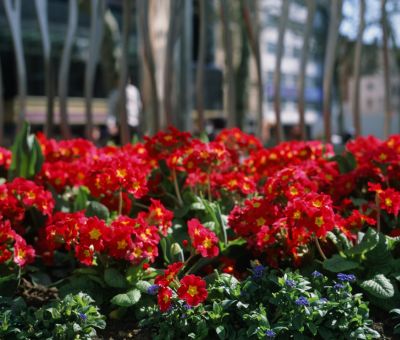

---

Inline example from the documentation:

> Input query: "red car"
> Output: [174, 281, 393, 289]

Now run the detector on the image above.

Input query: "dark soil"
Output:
[97, 320, 151, 340]
[17, 278, 58, 308]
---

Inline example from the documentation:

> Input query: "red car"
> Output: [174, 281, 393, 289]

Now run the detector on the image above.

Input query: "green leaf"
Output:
[104, 268, 127, 289]
[346, 228, 379, 256]
[9, 122, 44, 179]
[216, 325, 226, 339]
[73, 186, 89, 211]
[323, 255, 360, 272]
[360, 274, 395, 299]
[85, 201, 110, 220]
[111, 289, 141, 307]
[136, 280, 152, 293]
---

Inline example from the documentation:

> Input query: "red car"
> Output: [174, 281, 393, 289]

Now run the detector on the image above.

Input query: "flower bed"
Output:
[0, 124, 399, 338]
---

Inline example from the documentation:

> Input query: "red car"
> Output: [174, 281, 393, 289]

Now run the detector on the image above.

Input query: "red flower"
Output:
[13, 234, 35, 267]
[157, 286, 173, 312]
[177, 275, 208, 306]
[155, 262, 183, 287]
[140, 199, 174, 236]
[187, 219, 219, 258]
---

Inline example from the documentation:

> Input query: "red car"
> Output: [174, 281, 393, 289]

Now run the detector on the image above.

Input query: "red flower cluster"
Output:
[138, 199, 174, 236]
[188, 218, 219, 258]
[368, 182, 400, 217]
[0, 218, 35, 267]
[44, 213, 160, 265]
[0, 178, 54, 233]
[154, 262, 208, 311]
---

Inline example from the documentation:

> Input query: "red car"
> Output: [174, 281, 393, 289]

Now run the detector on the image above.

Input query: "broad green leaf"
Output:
[111, 289, 141, 307]
[9, 122, 44, 179]
[346, 228, 379, 256]
[323, 255, 360, 272]
[85, 201, 110, 220]
[136, 280, 152, 293]
[104, 268, 127, 289]
[360, 274, 395, 299]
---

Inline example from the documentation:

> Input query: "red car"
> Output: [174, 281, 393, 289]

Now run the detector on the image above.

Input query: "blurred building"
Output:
[344, 64, 400, 138]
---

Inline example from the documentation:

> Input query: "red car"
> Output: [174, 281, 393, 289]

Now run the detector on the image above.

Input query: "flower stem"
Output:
[207, 171, 212, 201]
[172, 169, 183, 207]
[375, 194, 381, 233]
[314, 236, 327, 261]
[118, 190, 123, 215]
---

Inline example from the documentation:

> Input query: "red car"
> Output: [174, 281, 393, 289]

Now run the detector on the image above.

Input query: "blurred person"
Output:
[107, 78, 142, 144]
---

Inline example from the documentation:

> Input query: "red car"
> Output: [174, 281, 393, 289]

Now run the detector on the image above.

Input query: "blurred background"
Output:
[0, 0, 399, 146]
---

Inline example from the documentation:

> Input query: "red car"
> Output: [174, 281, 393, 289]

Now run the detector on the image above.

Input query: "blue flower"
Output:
[312, 270, 323, 278]
[265, 329, 276, 338]
[252, 265, 265, 279]
[183, 303, 192, 310]
[78, 312, 87, 321]
[285, 279, 296, 287]
[295, 296, 309, 306]
[337, 273, 356, 282]
[147, 284, 160, 295]
[334, 283, 345, 290]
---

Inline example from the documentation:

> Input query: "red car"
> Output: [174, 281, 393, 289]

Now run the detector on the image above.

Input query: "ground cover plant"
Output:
[0, 123, 400, 338]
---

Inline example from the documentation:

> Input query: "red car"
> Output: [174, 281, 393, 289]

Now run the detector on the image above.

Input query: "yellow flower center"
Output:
[256, 217, 266, 226]
[89, 228, 101, 240]
[187, 285, 198, 297]
[315, 216, 324, 227]
[203, 237, 212, 249]
[117, 239, 127, 250]
[385, 198, 393, 207]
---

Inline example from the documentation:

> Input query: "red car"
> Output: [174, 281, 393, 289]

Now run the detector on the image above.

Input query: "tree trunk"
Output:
[196, 0, 207, 133]
[220, 0, 236, 128]
[297, 0, 315, 141]
[273, 0, 289, 143]
[381, 0, 391, 139]
[4, 0, 26, 132]
[351, 0, 365, 138]
[118, 0, 132, 145]
[242, 0, 263, 140]
[163, 0, 183, 128]
[138, 0, 160, 134]
[58, 0, 78, 139]
[323, 0, 341, 143]
[84, 0, 105, 140]
[34, 0, 54, 137]
[235, 2, 250, 130]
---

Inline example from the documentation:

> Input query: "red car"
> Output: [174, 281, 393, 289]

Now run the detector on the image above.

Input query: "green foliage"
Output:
[9, 122, 44, 180]
[139, 268, 379, 339]
[0, 293, 105, 339]
[323, 228, 400, 309]
[85, 201, 110, 220]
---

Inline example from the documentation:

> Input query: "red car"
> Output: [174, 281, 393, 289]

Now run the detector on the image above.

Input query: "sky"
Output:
[340, 0, 400, 45]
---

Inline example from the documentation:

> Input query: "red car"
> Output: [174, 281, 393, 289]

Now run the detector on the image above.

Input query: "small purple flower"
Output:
[285, 279, 296, 287]
[183, 303, 192, 310]
[147, 284, 160, 295]
[337, 273, 356, 282]
[265, 329, 276, 338]
[78, 312, 87, 321]
[312, 271, 323, 278]
[334, 283, 345, 290]
[295, 296, 309, 306]
[252, 265, 265, 279]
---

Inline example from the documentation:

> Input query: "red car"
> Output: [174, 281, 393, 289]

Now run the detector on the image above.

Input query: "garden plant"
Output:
[0, 123, 399, 338]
